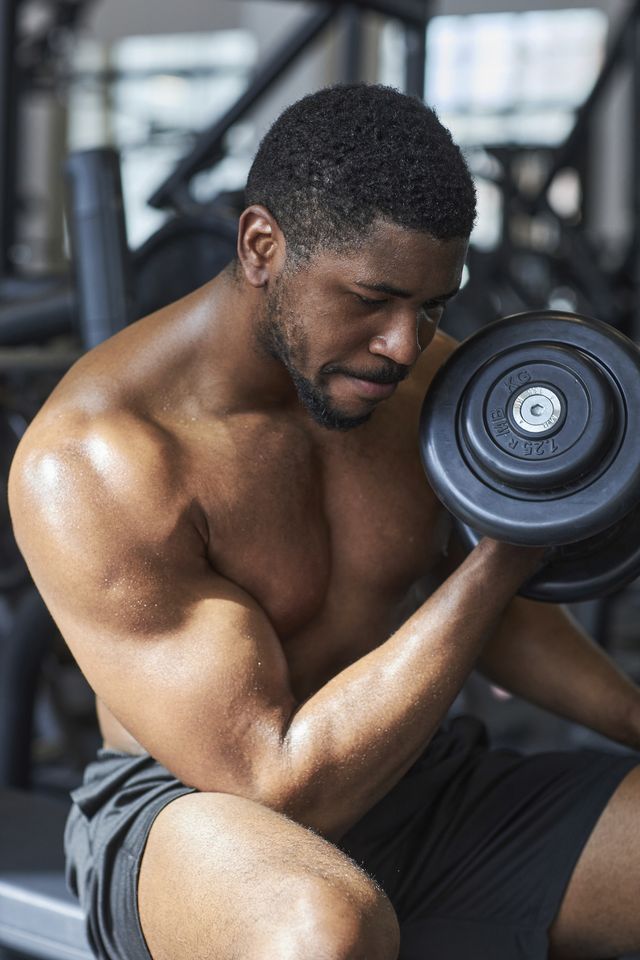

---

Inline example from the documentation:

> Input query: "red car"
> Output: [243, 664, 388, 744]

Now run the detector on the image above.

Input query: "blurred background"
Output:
[2, 2, 640, 957]
[1, 0, 640, 886]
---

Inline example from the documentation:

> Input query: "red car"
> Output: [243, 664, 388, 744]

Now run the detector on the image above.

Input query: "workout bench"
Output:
[0, 788, 92, 959]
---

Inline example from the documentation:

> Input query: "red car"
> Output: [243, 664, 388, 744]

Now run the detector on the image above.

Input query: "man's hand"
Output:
[479, 539, 548, 580]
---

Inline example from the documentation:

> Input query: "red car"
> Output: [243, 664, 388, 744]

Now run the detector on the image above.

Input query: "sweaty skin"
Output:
[4, 215, 572, 837]
[11, 212, 640, 960]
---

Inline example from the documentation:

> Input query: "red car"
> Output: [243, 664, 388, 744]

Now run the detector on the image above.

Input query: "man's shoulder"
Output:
[9, 391, 188, 555]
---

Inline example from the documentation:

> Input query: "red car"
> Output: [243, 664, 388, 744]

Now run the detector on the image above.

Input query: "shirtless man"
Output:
[8, 84, 640, 960]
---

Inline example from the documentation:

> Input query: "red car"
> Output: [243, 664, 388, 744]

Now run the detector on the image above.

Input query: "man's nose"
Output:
[368, 308, 424, 367]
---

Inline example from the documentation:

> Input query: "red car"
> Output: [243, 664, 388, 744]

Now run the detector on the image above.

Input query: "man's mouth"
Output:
[340, 374, 400, 399]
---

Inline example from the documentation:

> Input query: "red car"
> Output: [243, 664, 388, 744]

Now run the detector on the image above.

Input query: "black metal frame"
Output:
[0, 0, 429, 332]
[149, 0, 430, 212]
[0, 0, 95, 288]
[466, 0, 640, 341]
[533, 1, 640, 210]
[0, 0, 20, 279]
[342, 4, 363, 85]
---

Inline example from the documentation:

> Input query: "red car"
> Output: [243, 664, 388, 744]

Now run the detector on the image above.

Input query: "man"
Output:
[8, 84, 640, 960]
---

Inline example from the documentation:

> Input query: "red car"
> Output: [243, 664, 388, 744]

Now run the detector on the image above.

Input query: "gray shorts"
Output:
[64, 716, 638, 960]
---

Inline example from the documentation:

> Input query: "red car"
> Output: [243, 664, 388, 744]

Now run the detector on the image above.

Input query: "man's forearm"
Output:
[263, 540, 542, 839]
[478, 597, 640, 748]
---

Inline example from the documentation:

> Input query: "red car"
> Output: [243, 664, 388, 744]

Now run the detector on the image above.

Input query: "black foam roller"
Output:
[65, 148, 135, 349]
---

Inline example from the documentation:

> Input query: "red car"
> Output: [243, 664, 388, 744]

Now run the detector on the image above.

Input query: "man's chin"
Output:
[315, 410, 373, 432]
[289, 367, 375, 430]
[304, 399, 373, 432]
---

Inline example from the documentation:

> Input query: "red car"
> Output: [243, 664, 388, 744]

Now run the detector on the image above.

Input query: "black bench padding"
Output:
[0, 788, 93, 959]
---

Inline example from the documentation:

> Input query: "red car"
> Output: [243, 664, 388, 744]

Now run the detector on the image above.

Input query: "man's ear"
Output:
[237, 205, 286, 287]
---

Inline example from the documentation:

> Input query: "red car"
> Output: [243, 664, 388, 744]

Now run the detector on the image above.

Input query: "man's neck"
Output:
[183, 268, 300, 419]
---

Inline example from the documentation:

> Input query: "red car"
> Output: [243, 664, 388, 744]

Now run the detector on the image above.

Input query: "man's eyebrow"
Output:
[354, 281, 460, 302]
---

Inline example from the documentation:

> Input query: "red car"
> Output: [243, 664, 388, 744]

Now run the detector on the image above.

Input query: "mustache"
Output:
[322, 361, 411, 385]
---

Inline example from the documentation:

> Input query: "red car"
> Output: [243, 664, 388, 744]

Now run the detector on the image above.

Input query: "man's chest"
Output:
[195, 414, 448, 649]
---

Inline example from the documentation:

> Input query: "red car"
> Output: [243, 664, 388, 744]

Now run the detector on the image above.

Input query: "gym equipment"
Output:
[444, 0, 640, 346]
[0, 0, 431, 351]
[0, 589, 58, 788]
[420, 310, 640, 602]
[149, 0, 430, 213]
[0, 788, 92, 959]
[66, 148, 135, 350]
[0, 408, 28, 593]
[134, 212, 237, 318]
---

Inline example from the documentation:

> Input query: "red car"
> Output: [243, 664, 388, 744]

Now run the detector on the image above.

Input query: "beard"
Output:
[256, 275, 409, 431]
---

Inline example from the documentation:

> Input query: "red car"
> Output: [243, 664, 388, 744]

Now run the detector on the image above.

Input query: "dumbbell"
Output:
[419, 310, 640, 602]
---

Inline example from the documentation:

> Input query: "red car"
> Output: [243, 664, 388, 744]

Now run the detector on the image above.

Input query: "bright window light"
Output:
[424, 8, 608, 147]
[68, 31, 258, 247]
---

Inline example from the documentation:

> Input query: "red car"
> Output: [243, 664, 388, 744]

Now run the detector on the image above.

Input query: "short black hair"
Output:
[245, 83, 476, 261]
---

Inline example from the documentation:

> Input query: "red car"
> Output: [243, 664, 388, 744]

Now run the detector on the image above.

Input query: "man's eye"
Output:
[354, 294, 388, 307]
[421, 303, 446, 322]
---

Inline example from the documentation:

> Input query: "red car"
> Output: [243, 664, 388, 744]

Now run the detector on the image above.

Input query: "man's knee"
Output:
[270, 872, 400, 960]
[139, 791, 399, 960]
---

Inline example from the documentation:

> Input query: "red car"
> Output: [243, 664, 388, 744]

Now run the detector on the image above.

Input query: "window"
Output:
[68, 30, 257, 246]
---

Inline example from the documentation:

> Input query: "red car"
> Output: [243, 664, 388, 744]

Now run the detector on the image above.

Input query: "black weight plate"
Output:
[421, 311, 640, 547]
[461, 347, 619, 492]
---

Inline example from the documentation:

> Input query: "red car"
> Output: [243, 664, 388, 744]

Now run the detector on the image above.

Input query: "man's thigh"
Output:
[550, 765, 640, 959]
[137, 791, 399, 960]
[338, 723, 637, 960]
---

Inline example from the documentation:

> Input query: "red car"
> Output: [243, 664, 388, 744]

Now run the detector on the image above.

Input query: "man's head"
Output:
[245, 83, 475, 262]
[238, 84, 475, 430]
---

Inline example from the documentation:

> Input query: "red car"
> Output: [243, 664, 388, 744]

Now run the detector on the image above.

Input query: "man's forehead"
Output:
[319, 229, 467, 291]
